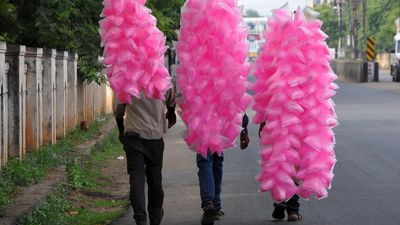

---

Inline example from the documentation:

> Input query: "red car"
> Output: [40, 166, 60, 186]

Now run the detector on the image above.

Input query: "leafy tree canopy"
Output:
[365, 0, 399, 52]
[245, 9, 261, 18]
[338, 0, 399, 55]
[315, 4, 339, 49]
[0, 0, 184, 84]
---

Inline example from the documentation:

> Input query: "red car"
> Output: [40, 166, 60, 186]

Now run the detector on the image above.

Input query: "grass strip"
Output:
[0, 120, 104, 213]
[19, 128, 128, 225]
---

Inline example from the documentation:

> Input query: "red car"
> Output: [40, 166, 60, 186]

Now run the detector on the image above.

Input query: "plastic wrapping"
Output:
[100, 0, 172, 103]
[252, 8, 338, 202]
[176, 0, 250, 157]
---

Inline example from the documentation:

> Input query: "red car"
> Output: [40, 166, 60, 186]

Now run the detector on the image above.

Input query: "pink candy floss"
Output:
[177, 0, 251, 157]
[100, 0, 172, 103]
[252, 8, 338, 202]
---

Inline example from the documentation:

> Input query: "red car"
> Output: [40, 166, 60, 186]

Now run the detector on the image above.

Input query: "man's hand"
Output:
[240, 129, 249, 150]
[119, 132, 125, 144]
[115, 116, 125, 144]
[258, 122, 266, 139]
[166, 106, 176, 129]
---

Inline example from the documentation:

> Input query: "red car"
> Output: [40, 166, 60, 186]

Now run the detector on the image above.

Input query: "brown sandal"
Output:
[214, 210, 225, 220]
[287, 212, 302, 221]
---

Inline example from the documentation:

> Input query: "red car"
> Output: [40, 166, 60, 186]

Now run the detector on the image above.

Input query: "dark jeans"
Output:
[274, 194, 300, 213]
[196, 152, 224, 210]
[124, 133, 164, 225]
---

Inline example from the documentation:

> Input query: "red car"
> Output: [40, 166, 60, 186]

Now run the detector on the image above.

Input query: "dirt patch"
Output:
[0, 166, 66, 225]
[66, 157, 130, 216]
[96, 158, 129, 198]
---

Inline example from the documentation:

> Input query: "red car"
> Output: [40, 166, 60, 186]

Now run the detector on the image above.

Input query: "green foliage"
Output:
[0, 0, 104, 83]
[0, 120, 104, 212]
[368, 0, 399, 52]
[341, 0, 399, 54]
[315, 4, 339, 49]
[33, 0, 105, 84]
[66, 159, 96, 191]
[0, 0, 17, 42]
[244, 9, 261, 18]
[0, 177, 13, 212]
[90, 129, 123, 162]
[67, 209, 124, 225]
[1, 148, 64, 186]
[19, 190, 70, 225]
[147, 0, 185, 43]
[18, 188, 126, 225]
[0, 145, 67, 212]
[66, 128, 123, 191]
[17, 129, 127, 225]
[1, 0, 184, 83]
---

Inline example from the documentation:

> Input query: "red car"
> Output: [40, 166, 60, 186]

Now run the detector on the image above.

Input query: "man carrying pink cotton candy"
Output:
[258, 122, 302, 221]
[175, 0, 252, 224]
[114, 88, 176, 225]
[197, 114, 250, 225]
[252, 6, 338, 223]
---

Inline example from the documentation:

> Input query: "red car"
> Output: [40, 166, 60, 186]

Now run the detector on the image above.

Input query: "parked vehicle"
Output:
[390, 19, 400, 82]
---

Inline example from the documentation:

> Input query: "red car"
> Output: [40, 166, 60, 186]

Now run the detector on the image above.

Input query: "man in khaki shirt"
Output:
[115, 89, 176, 225]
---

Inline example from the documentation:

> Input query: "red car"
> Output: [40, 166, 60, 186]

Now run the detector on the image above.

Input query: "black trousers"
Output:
[274, 194, 300, 213]
[123, 133, 164, 225]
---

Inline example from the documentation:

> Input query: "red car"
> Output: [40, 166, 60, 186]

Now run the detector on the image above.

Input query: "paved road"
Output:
[112, 76, 400, 225]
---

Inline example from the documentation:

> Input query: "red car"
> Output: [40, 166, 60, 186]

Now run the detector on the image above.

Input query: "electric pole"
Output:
[337, 0, 343, 57]
[362, 0, 367, 61]
[362, 0, 366, 32]
[348, 0, 353, 58]
[353, 0, 359, 59]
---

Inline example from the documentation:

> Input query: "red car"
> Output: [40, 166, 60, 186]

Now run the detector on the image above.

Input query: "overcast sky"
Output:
[237, 0, 307, 16]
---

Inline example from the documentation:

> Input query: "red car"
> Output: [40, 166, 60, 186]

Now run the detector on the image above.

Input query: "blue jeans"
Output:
[196, 152, 224, 210]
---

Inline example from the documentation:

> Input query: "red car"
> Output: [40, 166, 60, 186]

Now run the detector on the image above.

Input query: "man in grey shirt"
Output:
[115, 89, 176, 225]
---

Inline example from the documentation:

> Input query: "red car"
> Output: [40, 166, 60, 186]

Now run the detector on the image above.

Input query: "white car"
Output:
[390, 34, 400, 82]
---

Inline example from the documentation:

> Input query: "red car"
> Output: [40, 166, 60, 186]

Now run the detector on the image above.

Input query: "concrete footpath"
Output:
[112, 74, 400, 225]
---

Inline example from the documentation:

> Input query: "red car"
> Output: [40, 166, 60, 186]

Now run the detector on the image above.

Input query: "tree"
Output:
[342, 0, 399, 55]
[0, 0, 185, 83]
[1, 0, 105, 83]
[245, 9, 261, 18]
[147, 0, 185, 43]
[365, 0, 399, 52]
[0, 0, 17, 42]
[315, 4, 339, 49]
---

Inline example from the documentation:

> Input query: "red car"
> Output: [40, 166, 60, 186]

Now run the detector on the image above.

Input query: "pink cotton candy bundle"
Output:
[176, 0, 251, 157]
[252, 8, 338, 202]
[100, 0, 172, 103]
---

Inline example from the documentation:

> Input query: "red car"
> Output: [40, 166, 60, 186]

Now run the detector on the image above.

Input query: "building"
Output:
[243, 17, 268, 61]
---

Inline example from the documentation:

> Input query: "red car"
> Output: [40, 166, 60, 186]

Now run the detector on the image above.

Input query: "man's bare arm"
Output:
[114, 103, 126, 143]
[165, 88, 177, 128]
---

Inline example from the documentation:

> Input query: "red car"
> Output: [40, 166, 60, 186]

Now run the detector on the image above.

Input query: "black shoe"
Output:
[150, 208, 164, 225]
[201, 203, 215, 225]
[272, 203, 286, 220]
